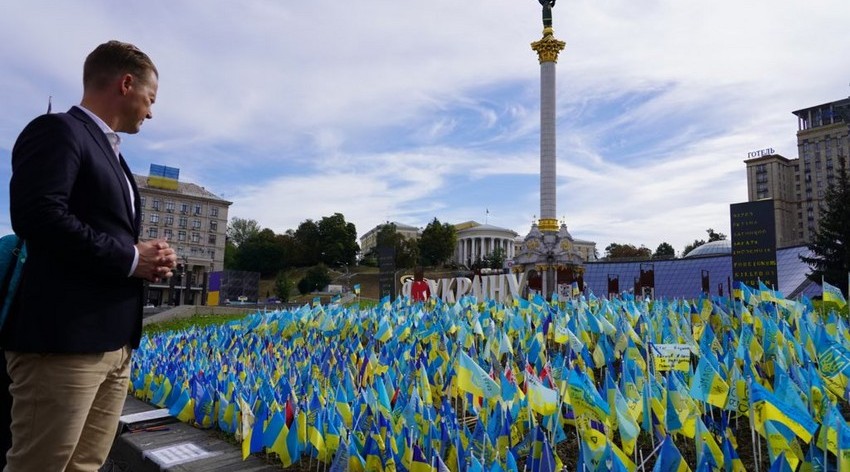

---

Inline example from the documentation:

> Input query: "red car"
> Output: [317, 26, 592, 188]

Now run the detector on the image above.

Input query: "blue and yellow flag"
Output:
[823, 279, 847, 307]
[457, 351, 500, 400]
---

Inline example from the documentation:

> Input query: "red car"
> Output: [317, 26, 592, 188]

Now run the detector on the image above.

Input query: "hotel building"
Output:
[744, 96, 850, 247]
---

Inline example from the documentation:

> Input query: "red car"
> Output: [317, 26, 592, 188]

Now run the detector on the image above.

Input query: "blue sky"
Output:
[2, 1, 849, 256]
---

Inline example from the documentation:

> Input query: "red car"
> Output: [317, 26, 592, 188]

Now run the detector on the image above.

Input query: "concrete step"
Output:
[104, 396, 280, 471]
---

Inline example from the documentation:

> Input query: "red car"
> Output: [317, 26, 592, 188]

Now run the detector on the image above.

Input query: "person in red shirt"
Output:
[411, 266, 430, 302]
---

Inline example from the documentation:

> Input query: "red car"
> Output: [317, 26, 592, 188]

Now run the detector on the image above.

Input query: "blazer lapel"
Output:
[120, 155, 142, 236]
[70, 108, 137, 230]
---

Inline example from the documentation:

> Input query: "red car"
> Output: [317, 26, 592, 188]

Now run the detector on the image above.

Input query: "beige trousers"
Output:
[4, 346, 131, 472]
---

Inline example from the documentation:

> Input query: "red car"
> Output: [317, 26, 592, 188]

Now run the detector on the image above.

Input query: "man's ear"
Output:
[119, 73, 134, 96]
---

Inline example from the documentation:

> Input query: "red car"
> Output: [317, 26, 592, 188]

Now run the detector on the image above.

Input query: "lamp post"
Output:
[178, 254, 188, 306]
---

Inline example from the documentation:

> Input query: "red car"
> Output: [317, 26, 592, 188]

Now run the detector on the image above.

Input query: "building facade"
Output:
[454, 222, 518, 268]
[359, 221, 421, 257]
[745, 96, 850, 247]
[134, 174, 232, 306]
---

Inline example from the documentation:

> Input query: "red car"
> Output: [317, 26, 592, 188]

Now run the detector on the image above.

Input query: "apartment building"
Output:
[134, 172, 232, 306]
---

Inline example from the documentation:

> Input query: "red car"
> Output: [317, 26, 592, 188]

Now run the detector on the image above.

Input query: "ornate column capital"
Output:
[531, 29, 566, 64]
[538, 218, 559, 232]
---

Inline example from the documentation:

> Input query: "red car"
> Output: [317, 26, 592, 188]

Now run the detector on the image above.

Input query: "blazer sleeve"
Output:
[10, 114, 136, 279]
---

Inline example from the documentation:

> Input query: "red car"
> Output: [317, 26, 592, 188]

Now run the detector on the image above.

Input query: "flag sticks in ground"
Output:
[746, 377, 761, 472]
[636, 440, 663, 472]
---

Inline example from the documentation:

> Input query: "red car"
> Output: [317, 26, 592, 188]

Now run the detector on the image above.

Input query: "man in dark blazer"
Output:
[2, 40, 177, 471]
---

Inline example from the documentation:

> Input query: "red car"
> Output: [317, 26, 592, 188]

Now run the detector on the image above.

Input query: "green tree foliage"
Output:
[682, 239, 704, 257]
[653, 242, 675, 259]
[297, 264, 331, 294]
[482, 247, 507, 269]
[397, 238, 420, 269]
[707, 228, 727, 242]
[374, 223, 419, 269]
[223, 238, 238, 269]
[227, 217, 261, 247]
[683, 228, 727, 256]
[294, 220, 322, 266]
[318, 213, 359, 267]
[802, 157, 850, 295]
[418, 218, 458, 267]
[234, 228, 286, 277]
[605, 243, 651, 260]
[274, 271, 294, 302]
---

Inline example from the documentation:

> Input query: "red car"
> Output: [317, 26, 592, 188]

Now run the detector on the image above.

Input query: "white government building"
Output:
[360, 220, 596, 267]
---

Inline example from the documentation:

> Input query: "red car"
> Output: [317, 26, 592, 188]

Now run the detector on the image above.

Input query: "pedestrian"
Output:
[411, 266, 431, 302]
[0, 40, 177, 471]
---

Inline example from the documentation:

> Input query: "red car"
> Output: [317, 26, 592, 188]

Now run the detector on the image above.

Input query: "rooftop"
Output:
[133, 174, 230, 203]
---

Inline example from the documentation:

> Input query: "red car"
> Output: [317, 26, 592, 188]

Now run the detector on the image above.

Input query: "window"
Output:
[191, 232, 200, 243]
[149, 213, 159, 224]
[192, 219, 201, 230]
[180, 203, 189, 214]
[194, 204, 202, 215]
[209, 249, 215, 260]
[165, 201, 175, 213]
[208, 234, 217, 245]
[179, 217, 188, 228]
[164, 215, 174, 226]
[140, 196, 146, 208]
[148, 228, 158, 238]
[210, 207, 219, 218]
[209, 220, 218, 232]
[152, 199, 160, 211]
[163, 228, 173, 239]
[178, 231, 186, 242]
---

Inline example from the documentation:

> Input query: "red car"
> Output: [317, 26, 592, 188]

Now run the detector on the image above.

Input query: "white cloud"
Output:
[1, 0, 848, 253]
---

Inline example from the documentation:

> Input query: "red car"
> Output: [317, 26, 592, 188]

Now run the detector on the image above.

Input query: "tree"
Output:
[707, 228, 727, 242]
[801, 157, 850, 295]
[396, 238, 420, 269]
[482, 247, 507, 269]
[223, 238, 238, 269]
[274, 271, 294, 302]
[227, 217, 261, 247]
[234, 228, 286, 277]
[317, 213, 359, 267]
[293, 220, 322, 267]
[297, 264, 331, 294]
[682, 239, 705, 257]
[653, 242, 675, 259]
[374, 223, 419, 269]
[605, 243, 651, 260]
[683, 228, 727, 256]
[418, 218, 457, 267]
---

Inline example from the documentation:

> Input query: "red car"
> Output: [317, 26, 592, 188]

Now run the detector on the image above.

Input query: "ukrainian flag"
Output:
[456, 351, 501, 400]
[751, 381, 817, 443]
[823, 279, 847, 307]
[526, 375, 559, 416]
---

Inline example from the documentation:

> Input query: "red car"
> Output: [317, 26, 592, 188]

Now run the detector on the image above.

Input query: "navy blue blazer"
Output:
[1, 107, 144, 353]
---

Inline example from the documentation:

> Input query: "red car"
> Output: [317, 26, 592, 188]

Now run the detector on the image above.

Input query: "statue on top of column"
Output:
[538, 0, 556, 28]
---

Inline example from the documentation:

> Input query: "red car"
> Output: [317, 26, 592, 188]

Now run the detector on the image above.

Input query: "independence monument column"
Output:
[514, 1, 585, 300]
[531, 0, 565, 233]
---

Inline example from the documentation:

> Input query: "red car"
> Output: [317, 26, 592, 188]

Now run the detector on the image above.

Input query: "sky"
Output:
[2, 1, 849, 257]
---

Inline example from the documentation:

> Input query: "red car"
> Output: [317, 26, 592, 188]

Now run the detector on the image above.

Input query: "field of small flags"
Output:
[130, 281, 850, 472]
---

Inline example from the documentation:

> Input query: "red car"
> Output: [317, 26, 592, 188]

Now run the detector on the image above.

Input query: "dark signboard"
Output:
[730, 200, 777, 288]
[377, 245, 396, 299]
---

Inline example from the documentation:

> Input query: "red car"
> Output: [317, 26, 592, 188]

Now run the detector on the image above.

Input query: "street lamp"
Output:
[177, 254, 188, 306]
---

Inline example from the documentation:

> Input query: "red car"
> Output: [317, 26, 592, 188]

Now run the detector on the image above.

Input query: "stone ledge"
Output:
[104, 396, 279, 471]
